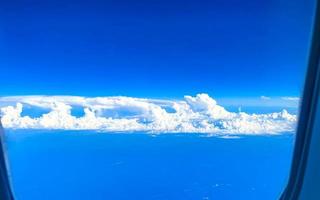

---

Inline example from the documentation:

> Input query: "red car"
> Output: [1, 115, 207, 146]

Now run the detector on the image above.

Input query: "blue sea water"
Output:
[3, 130, 294, 200]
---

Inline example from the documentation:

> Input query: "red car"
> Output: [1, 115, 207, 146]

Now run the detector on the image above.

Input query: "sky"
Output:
[0, 0, 316, 98]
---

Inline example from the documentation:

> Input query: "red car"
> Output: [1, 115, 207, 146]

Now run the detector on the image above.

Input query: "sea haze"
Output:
[4, 130, 294, 200]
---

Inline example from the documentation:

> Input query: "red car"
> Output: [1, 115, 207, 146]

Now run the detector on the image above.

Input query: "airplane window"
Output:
[0, 0, 316, 199]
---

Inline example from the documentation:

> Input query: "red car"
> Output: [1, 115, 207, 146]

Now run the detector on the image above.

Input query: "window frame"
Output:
[0, 120, 14, 200]
[280, 1, 320, 199]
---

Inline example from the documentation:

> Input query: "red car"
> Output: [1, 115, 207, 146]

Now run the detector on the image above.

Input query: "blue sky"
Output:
[0, 0, 316, 98]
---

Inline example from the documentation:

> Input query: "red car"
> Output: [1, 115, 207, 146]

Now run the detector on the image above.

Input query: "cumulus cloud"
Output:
[0, 94, 297, 135]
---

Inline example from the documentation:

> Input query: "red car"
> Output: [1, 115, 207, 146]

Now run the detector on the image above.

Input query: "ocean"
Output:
[3, 130, 294, 200]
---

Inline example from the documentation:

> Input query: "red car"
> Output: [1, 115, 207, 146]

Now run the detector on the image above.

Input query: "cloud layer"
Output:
[0, 94, 297, 135]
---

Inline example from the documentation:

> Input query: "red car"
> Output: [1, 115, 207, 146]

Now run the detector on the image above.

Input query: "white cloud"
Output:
[260, 96, 271, 100]
[0, 94, 297, 135]
[281, 97, 300, 101]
